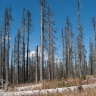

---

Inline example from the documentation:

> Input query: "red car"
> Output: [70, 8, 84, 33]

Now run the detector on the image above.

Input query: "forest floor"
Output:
[1, 75, 96, 96]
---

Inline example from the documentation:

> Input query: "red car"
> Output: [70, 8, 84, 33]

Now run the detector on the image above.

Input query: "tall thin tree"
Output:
[26, 10, 32, 82]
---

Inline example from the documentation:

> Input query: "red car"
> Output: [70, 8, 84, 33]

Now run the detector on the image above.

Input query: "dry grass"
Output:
[12, 76, 96, 90]
[2, 76, 96, 95]
[41, 77, 95, 89]
[42, 74, 96, 89]
[40, 88, 96, 96]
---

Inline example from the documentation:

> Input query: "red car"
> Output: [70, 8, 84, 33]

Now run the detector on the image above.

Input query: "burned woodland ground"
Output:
[0, 75, 96, 96]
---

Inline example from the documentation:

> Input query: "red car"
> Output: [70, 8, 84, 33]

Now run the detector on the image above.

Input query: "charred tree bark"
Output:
[40, 0, 45, 81]
[36, 46, 38, 82]
[26, 10, 32, 82]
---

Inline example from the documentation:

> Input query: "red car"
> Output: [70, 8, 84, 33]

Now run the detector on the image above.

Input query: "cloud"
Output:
[25, 50, 36, 58]
[0, 36, 11, 42]
[25, 46, 48, 61]
[25, 47, 60, 64]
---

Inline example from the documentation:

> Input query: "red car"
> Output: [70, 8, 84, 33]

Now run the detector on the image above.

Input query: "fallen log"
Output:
[16, 83, 42, 91]
[0, 83, 96, 96]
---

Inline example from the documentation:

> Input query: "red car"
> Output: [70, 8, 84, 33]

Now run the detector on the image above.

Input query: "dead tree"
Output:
[40, 0, 45, 81]
[13, 37, 17, 83]
[36, 46, 38, 82]
[13, 29, 22, 84]
[26, 10, 32, 82]
[62, 17, 73, 78]
[77, 0, 84, 77]
[3, 8, 7, 83]
[47, 5, 53, 81]
[47, 5, 51, 81]
[89, 39, 94, 75]
[74, 39, 78, 77]
[51, 37, 56, 80]
[40, 0, 51, 81]
[0, 29, 3, 82]
[21, 8, 26, 83]
[10, 49, 13, 84]
[82, 45, 87, 75]
[43, 4, 57, 81]
[92, 17, 96, 50]
[62, 30, 65, 78]
[92, 17, 96, 74]
[2, 7, 13, 83]
[17, 30, 21, 84]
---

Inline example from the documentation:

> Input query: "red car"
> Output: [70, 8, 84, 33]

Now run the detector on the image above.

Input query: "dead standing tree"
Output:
[36, 46, 38, 82]
[62, 17, 73, 78]
[10, 49, 13, 84]
[92, 17, 96, 51]
[13, 37, 17, 84]
[62, 30, 65, 78]
[17, 30, 21, 84]
[40, 0, 47, 81]
[21, 8, 26, 83]
[46, 5, 56, 81]
[2, 7, 13, 84]
[92, 17, 96, 74]
[89, 39, 94, 75]
[26, 10, 32, 82]
[77, 0, 84, 77]
[0, 29, 3, 83]
[51, 37, 57, 80]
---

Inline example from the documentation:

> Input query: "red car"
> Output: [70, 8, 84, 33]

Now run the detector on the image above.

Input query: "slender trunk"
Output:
[40, 0, 45, 81]
[17, 30, 20, 84]
[36, 46, 38, 82]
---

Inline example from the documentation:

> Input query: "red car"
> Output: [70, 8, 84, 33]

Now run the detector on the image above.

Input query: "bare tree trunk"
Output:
[17, 30, 20, 84]
[62, 30, 65, 78]
[40, 0, 45, 81]
[77, 0, 83, 77]
[0, 29, 3, 82]
[22, 8, 26, 83]
[36, 46, 38, 82]
[26, 10, 31, 82]
[11, 50, 13, 84]
[13, 38, 17, 84]
[3, 8, 7, 83]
